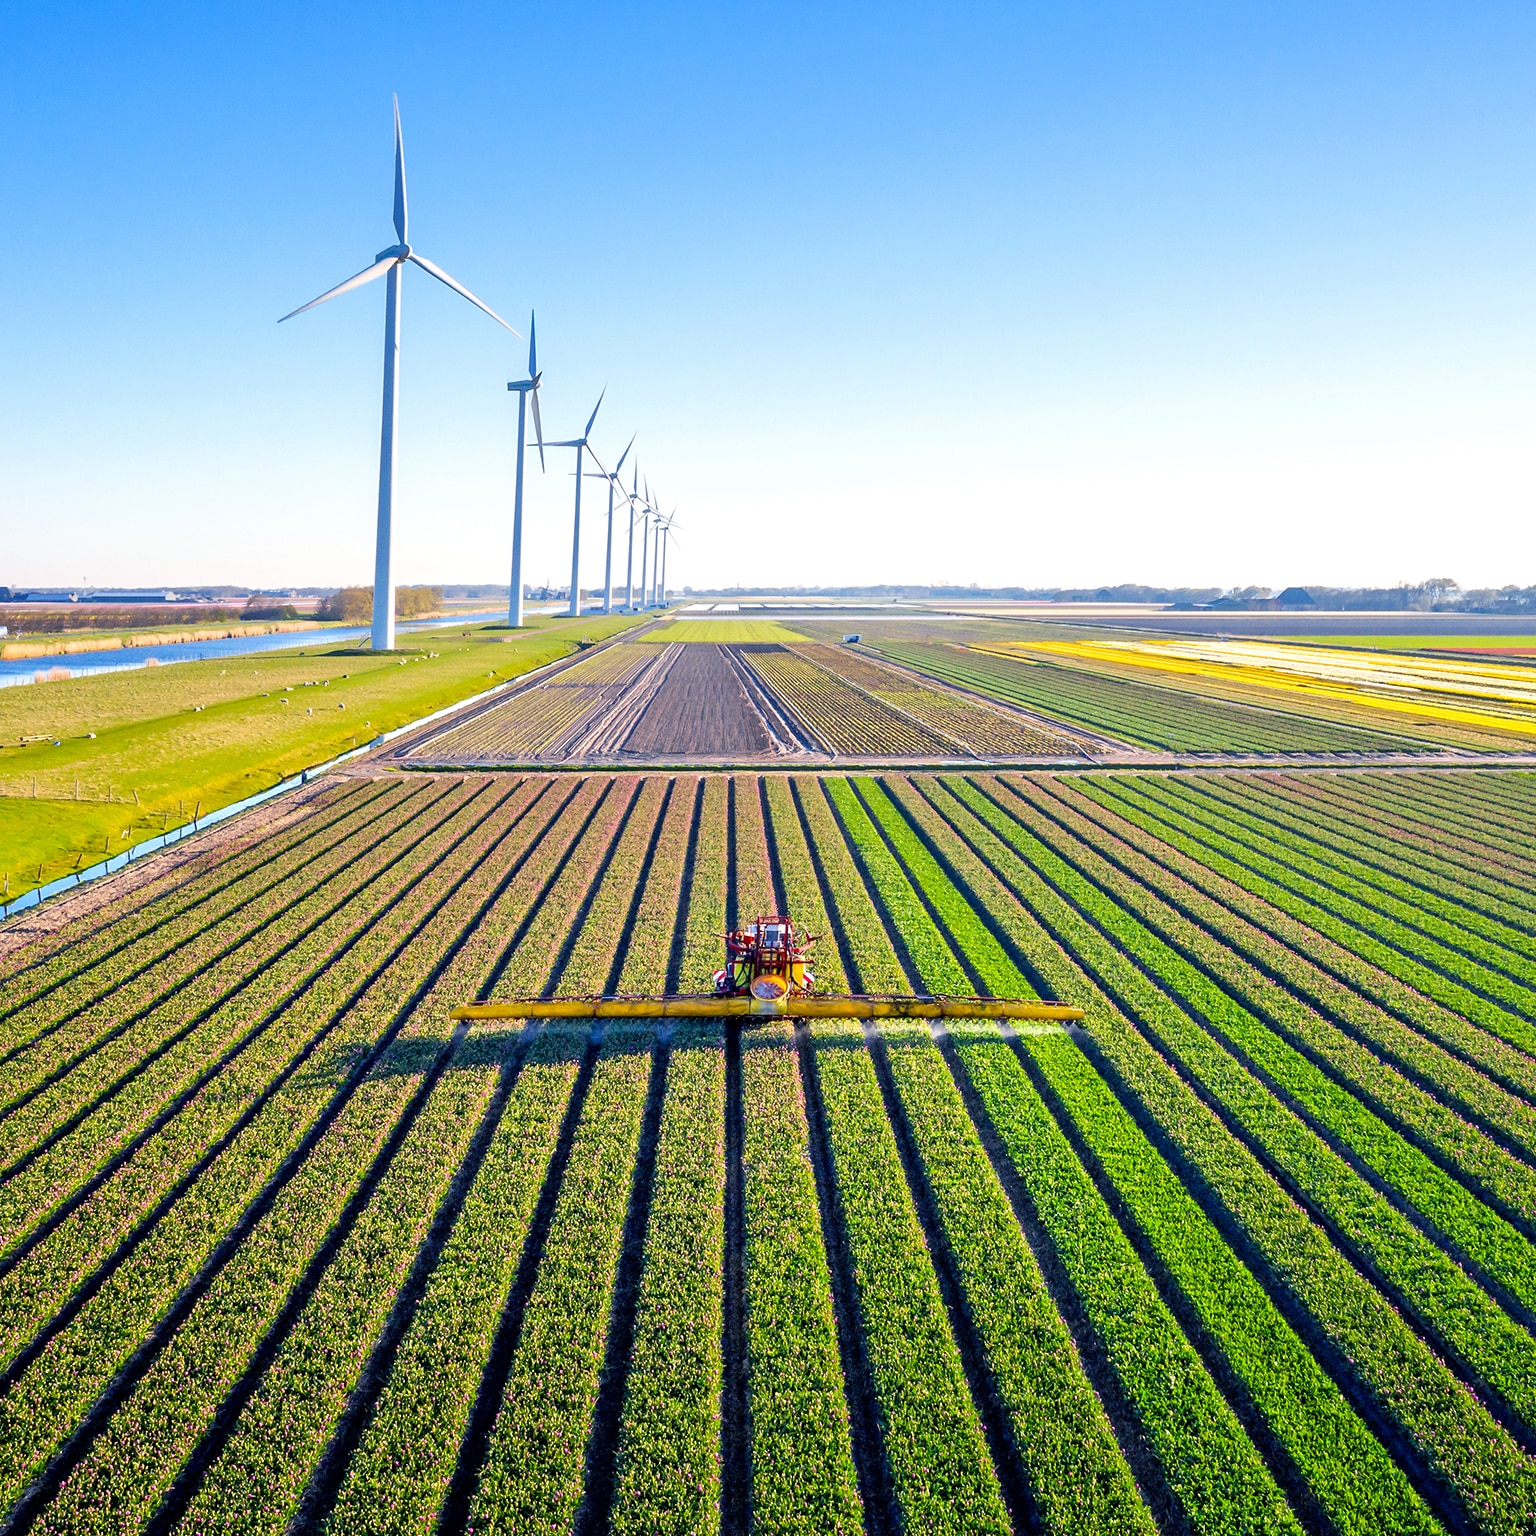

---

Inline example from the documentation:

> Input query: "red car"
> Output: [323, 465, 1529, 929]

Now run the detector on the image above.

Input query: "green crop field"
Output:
[0, 613, 640, 900]
[4, 764, 1535, 1534]
[637, 619, 812, 644]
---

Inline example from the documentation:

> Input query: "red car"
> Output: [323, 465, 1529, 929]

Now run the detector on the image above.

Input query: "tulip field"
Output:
[3, 764, 1536, 1536]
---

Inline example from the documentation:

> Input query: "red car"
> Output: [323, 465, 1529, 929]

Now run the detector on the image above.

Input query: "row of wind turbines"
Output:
[281, 99, 677, 652]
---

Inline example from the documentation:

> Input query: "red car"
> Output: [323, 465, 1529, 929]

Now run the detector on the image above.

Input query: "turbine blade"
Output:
[279, 255, 396, 321]
[614, 433, 636, 475]
[584, 387, 605, 438]
[392, 95, 408, 245]
[527, 310, 537, 377]
[407, 253, 519, 333]
[530, 380, 545, 470]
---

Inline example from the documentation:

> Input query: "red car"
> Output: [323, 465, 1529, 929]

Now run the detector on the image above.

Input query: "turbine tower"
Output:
[639, 479, 655, 608]
[547, 391, 605, 617]
[280, 97, 516, 652]
[624, 460, 641, 611]
[588, 434, 635, 615]
[658, 513, 677, 607]
[505, 313, 545, 628]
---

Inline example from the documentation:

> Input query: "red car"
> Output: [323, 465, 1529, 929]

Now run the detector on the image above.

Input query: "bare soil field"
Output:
[619, 643, 794, 756]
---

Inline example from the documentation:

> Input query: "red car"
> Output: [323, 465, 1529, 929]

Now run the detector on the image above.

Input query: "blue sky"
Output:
[2, 2, 1533, 592]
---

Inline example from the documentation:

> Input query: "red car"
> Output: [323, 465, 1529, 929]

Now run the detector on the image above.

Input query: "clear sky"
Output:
[3, 2, 1533, 593]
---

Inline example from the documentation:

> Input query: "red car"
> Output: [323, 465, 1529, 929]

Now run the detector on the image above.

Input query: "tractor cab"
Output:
[713, 914, 816, 1003]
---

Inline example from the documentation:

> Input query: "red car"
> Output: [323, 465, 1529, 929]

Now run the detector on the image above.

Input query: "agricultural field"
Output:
[787, 643, 1092, 756]
[4, 764, 1536, 1535]
[409, 643, 806, 761]
[867, 637, 1436, 754]
[636, 620, 814, 645]
[0, 613, 641, 903]
[1012, 637, 1536, 747]
[406, 638, 1092, 762]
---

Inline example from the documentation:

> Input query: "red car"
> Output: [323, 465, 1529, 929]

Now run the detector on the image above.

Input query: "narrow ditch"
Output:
[720, 1021, 748, 1536]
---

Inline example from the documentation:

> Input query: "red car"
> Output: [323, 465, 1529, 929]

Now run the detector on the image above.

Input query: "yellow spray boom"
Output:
[451, 915, 1084, 1026]
[450, 992, 1084, 1023]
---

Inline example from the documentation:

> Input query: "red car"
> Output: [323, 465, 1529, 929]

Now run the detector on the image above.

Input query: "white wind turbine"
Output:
[624, 460, 642, 611]
[281, 96, 516, 651]
[547, 390, 605, 617]
[504, 312, 545, 627]
[584, 434, 635, 615]
[638, 478, 656, 608]
[656, 512, 679, 607]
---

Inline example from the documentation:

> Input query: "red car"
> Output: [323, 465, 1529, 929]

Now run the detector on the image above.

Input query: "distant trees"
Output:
[316, 586, 444, 623]
[396, 585, 443, 618]
[317, 587, 373, 623]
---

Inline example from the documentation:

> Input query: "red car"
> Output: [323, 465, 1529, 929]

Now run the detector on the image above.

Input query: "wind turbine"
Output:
[280, 96, 517, 652]
[585, 433, 635, 615]
[624, 460, 641, 611]
[657, 513, 679, 607]
[639, 479, 656, 608]
[547, 391, 605, 617]
[504, 312, 545, 627]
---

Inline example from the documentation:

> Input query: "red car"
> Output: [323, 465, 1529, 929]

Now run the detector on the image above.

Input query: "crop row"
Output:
[1056, 777, 1536, 1105]
[411, 685, 598, 759]
[0, 779, 477, 1166]
[955, 777, 1536, 1424]
[0, 778, 592, 1514]
[793, 644, 1086, 756]
[1267, 773, 1536, 892]
[1017, 775, 1536, 1216]
[0, 777, 411, 1069]
[0, 780, 496, 1276]
[829, 777, 1327, 1532]
[1163, 776, 1536, 992]
[895, 774, 1536, 1534]
[1086, 776, 1536, 1058]
[739, 649, 954, 756]
[1206, 772, 1536, 933]
[165, 773, 646, 1533]
[0, 777, 394, 1033]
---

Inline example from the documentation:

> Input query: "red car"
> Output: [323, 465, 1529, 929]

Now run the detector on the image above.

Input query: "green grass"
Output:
[0, 613, 639, 899]
[636, 620, 810, 644]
